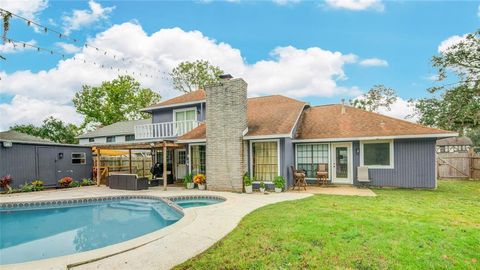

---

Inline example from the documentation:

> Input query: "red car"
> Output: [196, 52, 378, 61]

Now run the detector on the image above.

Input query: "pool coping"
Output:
[0, 194, 229, 270]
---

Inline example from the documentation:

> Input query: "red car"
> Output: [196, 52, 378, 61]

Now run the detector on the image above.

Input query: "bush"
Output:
[80, 178, 94, 186]
[20, 182, 35, 192]
[184, 173, 193, 184]
[243, 173, 252, 186]
[31, 180, 44, 191]
[273, 176, 285, 189]
[58, 177, 73, 188]
[0, 175, 13, 192]
[69, 181, 80, 188]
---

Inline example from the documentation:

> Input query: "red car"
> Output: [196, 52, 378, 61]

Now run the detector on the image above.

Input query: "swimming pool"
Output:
[0, 196, 183, 265]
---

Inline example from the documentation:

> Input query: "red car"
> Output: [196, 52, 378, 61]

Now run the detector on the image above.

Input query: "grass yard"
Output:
[176, 180, 480, 270]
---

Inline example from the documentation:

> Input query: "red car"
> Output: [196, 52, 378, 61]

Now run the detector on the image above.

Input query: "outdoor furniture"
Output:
[290, 166, 307, 191]
[149, 179, 160, 187]
[316, 163, 328, 186]
[108, 173, 149, 190]
[357, 166, 371, 187]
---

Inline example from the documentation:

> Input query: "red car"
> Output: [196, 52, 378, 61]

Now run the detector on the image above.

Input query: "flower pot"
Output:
[198, 184, 206, 190]
[275, 187, 282, 193]
[186, 183, 195, 189]
[245, 185, 253, 194]
[259, 187, 266, 193]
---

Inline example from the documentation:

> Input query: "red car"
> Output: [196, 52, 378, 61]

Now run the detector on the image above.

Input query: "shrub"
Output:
[243, 173, 252, 186]
[183, 173, 193, 184]
[20, 182, 34, 192]
[31, 180, 44, 191]
[58, 177, 73, 188]
[69, 181, 80, 188]
[193, 174, 206, 185]
[273, 176, 285, 189]
[80, 178, 94, 186]
[0, 175, 13, 192]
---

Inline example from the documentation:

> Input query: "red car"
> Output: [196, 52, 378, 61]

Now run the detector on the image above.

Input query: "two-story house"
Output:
[84, 76, 457, 191]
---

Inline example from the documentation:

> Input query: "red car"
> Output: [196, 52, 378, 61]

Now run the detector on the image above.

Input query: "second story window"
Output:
[106, 136, 116, 143]
[89, 138, 95, 142]
[174, 108, 197, 135]
[125, 134, 135, 141]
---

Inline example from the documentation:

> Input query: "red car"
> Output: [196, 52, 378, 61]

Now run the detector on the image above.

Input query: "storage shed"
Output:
[0, 130, 93, 188]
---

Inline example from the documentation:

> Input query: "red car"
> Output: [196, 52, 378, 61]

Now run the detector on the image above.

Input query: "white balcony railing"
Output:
[134, 120, 200, 140]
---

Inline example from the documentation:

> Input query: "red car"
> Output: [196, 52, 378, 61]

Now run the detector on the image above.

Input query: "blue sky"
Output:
[0, 0, 478, 130]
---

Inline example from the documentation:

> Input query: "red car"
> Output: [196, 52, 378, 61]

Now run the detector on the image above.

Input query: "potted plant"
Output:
[0, 175, 13, 192]
[273, 176, 285, 193]
[31, 180, 44, 191]
[259, 181, 266, 193]
[184, 173, 194, 189]
[58, 177, 73, 188]
[243, 173, 253, 194]
[193, 173, 206, 190]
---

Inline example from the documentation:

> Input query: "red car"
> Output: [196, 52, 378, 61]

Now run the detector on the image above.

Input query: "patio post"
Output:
[96, 148, 101, 186]
[163, 141, 167, 191]
[128, 149, 132, 174]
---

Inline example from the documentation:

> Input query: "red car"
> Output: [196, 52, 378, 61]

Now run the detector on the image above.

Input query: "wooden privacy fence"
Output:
[437, 152, 480, 179]
[93, 155, 153, 184]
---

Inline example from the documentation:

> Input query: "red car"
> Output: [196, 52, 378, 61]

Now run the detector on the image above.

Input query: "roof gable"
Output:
[142, 89, 206, 111]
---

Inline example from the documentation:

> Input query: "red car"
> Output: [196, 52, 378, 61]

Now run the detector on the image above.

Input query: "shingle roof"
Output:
[178, 95, 306, 141]
[142, 89, 206, 111]
[295, 104, 456, 140]
[437, 137, 473, 146]
[0, 130, 53, 143]
[77, 119, 151, 139]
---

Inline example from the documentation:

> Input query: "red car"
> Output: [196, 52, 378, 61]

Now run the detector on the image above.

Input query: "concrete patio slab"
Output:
[290, 185, 376, 197]
[0, 186, 312, 270]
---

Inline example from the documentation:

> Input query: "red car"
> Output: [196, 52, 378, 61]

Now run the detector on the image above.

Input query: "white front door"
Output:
[176, 149, 187, 180]
[331, 143, 353, 184]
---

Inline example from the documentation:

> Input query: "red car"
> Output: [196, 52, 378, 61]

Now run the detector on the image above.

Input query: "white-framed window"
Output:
[295, 143, 330, 179]
[250, 140, 280, 182]
[173, 107, 197, 135]
[360, 140, 394, 169]
[72, 152, 86, 164]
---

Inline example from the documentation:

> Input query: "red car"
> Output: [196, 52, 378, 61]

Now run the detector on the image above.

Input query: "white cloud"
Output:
[359, 58, 388, 67]
[55, 42, 81, 54]
[0, 95, 83, 131]
[0, 23, 362, 130]
[377, 97, 417, 122]
[438, 34, 466, 53]
[0, 40, 37, 54]
[325, 0, 384, 11]
[0, 0, 48, 19]
[62, 0, 115, 35]
[272, 0, 301, 5]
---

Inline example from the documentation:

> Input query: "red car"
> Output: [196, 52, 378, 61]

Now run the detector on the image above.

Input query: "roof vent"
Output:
[341, 99, 346, 114]
[219, 74, 233, 80]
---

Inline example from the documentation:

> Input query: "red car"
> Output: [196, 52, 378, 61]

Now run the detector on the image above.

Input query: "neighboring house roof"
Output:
[0, 130, 53, 143]
[437, 137, 473, 146]
[178, 95, 307, 141]
[77, 119, 151, 139]
[294, 104, 456, 141]
[142, 89, 206, 111]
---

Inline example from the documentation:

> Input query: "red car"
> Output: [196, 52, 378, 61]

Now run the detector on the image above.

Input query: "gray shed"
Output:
[0, 130, 93, 188]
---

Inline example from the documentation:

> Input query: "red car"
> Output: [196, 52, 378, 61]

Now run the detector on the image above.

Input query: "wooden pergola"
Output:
[93, 140, 184, 190]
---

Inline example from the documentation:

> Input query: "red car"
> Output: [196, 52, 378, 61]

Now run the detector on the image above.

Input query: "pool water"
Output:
[0, 198, 183, 265]
[174, 198, 223, 208]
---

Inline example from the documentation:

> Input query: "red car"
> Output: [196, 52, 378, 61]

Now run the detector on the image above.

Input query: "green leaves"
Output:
[169, 60, 224, 93]
[72, 75, 161, 128]
[11, 117, 79, 144]
[350, 84, 397, 112]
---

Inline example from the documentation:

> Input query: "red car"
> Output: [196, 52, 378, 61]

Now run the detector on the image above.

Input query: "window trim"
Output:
[71, 152, 86, 165]
[188, 143, 206, 174]
[173, 107, 197, 123]
[360, 139, 394, 169]
[294, 143, 331, 180]
[249, 139, 281, 181]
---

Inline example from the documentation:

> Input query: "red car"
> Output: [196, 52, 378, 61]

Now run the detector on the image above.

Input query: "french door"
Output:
[331, 143, 353, 184]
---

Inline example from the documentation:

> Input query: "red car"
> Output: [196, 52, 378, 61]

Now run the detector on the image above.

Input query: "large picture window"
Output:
[251, 141, 279, 181]
[361, 140, 394, 168]
[190, 145, 206, 174]
[296, 144, 329, 178]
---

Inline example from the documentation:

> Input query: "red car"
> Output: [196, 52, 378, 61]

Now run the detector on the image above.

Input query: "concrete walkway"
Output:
[290, 185, 376, 197]
[1, 186, 312, 270]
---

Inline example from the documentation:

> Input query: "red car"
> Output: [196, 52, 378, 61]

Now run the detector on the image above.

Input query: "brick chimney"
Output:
[205, 76, 248, 192]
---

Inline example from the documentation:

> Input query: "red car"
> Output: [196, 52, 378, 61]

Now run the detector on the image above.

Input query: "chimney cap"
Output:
[219, 74, 233, 80]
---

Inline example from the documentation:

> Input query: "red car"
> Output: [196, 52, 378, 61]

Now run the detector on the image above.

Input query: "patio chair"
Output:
[316, 163, 328, 186]
[290, 166, 307, 191]
[357, 166, 371, 187]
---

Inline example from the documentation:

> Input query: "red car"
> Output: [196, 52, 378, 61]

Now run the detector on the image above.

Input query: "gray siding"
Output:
[152, 103, 205, 124]
[353, 138, 437, 188]
[0, 143, 93, 188]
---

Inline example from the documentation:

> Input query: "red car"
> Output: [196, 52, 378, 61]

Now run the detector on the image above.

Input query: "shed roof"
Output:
[436, 137, 473, 146]
[77, 119, 151, 139]
[0, 130, 53, 143]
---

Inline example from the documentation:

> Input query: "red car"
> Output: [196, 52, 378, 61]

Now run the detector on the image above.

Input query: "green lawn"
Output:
[175, 180, 480, 270]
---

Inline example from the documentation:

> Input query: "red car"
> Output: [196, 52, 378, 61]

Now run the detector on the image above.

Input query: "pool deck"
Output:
[1, 186, 312, 270]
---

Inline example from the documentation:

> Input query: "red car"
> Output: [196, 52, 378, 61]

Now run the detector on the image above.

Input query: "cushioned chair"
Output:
[290, 166, 307, 191]
[357, 166, 371, 187]
[316, 163, 328, 186]
[108, 174, 148, 190]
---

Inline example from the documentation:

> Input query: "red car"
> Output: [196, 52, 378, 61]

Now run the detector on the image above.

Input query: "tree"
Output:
[350, 85, 397, 112]
[11, 117, 79, 144]
[73, 75, 161, 128]
[413, 29, 480, 137]
[169, 60, 224, 93]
